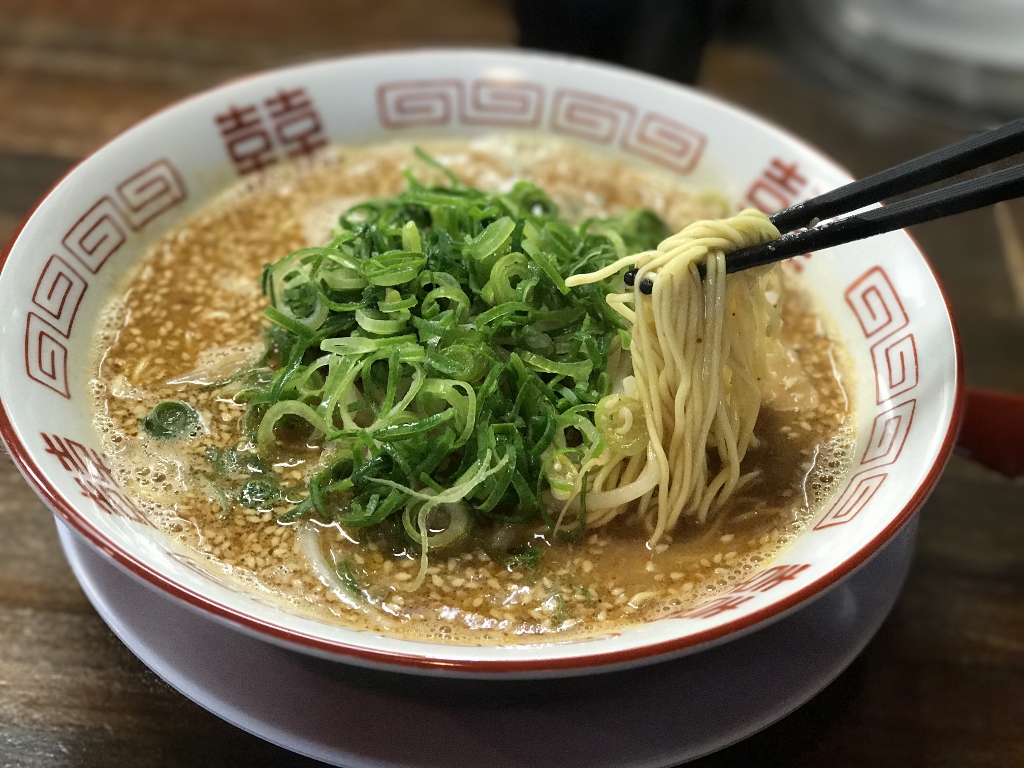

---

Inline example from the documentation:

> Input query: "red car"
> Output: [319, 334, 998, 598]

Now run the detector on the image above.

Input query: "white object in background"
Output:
[830, 0, 1024, 68]
[792, 0, 1024, 119]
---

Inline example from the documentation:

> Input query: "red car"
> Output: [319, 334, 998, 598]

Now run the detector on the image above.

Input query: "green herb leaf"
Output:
[141, 401, 202, 441]
[237, 478, 281, 510]
[238, 157, 670, 544]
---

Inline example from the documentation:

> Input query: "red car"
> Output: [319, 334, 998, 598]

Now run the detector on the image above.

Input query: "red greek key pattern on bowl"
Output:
[814, 471, 887, 530]
[22, 158, 188, 398]
[551, 90, 711, 173]
[550, 89, 636, 144]
[62, 197, 128, 275]
[39, 432, 151, 526]
[379, 79, 548, 129]
[31, 255, 87, 337]
[817, 265, 917, 530]
[845, 266, 909, 340]
[376, 80, 707, 174]
[377, 79, 464, 128]
[861, 400, 916, 467]
[26, 314, 70, 398]
[872, 332, 919, 404]
[463, 80, 544, 127]
[621, 112, 706, 174]
[116, 160, 187, 229]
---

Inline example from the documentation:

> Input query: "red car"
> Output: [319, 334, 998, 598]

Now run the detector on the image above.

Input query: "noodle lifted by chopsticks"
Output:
[562, 209, 782, 542]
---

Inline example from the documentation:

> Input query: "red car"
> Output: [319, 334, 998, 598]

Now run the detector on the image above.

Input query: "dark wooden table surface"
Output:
[2, 2, 1023, 766]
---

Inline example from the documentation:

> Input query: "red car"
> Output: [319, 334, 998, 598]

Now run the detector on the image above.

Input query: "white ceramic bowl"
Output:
[0, 49, 961, 677]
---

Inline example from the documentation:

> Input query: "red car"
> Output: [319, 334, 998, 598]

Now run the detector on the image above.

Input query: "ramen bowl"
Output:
[0, 49, 961, 677]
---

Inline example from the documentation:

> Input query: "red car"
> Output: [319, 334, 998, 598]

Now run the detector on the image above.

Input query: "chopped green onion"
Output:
[402, 502, 472, 550]
[141, 401, 202, 441]
[595, 393, 648, 456]
[237, 478, 281, 509]
[228, 155, 670, 553]
[401, 220, 423, 253]
[257, 400, 329, 455]
[361, 251, 427, 286]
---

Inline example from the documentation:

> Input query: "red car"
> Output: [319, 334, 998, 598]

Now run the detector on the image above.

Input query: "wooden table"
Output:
[2, 2, 1023, 766]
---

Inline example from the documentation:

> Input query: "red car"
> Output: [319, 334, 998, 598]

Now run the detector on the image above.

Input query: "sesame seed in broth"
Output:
[89, 136, 854, 645]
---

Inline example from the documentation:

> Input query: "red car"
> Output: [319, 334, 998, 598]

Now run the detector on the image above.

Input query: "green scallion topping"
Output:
[141, 401, 203, 441]
[229, 152, 670, 551]
[237, 478, 281, 510]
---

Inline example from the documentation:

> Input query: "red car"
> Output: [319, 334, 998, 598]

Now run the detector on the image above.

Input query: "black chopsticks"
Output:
[725, 117, 1024, 273]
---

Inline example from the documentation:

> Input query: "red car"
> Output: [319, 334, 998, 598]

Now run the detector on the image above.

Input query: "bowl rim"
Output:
[0, 47, 964, 675]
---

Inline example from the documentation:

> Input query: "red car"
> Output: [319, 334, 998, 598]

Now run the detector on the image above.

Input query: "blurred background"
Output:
[1, 1, 1023, 766]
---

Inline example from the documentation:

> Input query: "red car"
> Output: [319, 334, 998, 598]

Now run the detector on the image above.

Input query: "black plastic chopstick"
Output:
[770, 117, 1024, 232]
[725, 120, 1024, 274]
[727, 162, 1024, 273]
